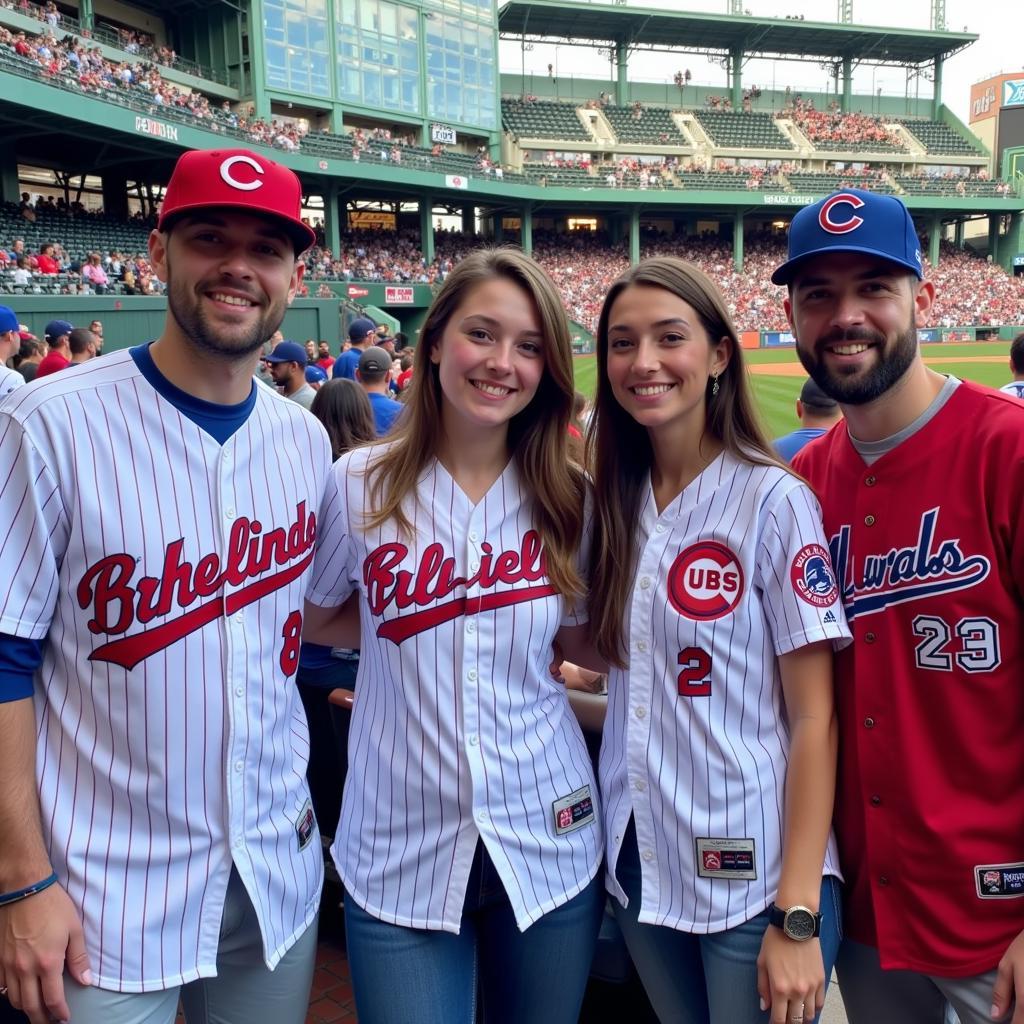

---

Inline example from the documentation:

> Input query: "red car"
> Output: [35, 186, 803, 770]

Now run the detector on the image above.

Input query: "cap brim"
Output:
[158, 203, 315, 255]
[772, 246, 923, 286]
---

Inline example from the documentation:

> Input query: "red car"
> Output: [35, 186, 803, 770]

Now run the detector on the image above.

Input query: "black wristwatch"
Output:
[768, 904, 821, 941]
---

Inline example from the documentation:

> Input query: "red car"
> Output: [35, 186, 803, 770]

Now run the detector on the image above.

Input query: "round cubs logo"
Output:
[667, 541, 744, 621]
[790, 544, 839, 607]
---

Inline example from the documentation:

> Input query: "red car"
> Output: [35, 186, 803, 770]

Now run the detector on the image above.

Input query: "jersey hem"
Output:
[337, 854, 602, 935]
[91, 964, 218, 994]
[0, 616, 50, 641]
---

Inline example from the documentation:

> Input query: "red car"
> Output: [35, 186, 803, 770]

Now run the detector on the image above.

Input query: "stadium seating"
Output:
[674, 169, 761, 190]
[895, 174, 1012, 198]
[785, 170, 896, 194]
[897, 119, 983, 156]
[602, 105, 687, 145]
[694, 110, 794, 150]
[523, 163, 596, 187]
[501, 99, 592, 141]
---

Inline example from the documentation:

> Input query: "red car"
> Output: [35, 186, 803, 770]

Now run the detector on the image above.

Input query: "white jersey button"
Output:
[235, 687, 244, 698]
[634, 779, 646, 791]
[466, 621, 476, 634]
[635, 706, 647, 719]
[234, 760, 244, 773]
[636, 640, 647, 652]
[641, 849, 654, 862]
[654, 523, 666, 534]
[469, 734, 479, 746]
[467, 669, 478, 681]
[225, 507, 236, 519]
[469, 531, 479, 542]
[640, 577, 651, 589]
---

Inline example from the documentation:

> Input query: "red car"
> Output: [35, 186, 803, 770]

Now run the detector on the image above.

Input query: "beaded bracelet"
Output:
[0, 872, 58, 907]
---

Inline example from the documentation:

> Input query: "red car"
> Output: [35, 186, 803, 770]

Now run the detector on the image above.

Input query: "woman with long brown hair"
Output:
[304, 248, 603, 1024]
[588, 257, 850, 1024]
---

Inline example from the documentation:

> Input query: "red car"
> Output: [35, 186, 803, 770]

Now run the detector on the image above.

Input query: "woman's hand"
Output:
[756, 925, 825, 1024]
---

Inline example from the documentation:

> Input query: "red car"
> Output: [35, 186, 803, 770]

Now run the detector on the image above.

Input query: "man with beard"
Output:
[776, 190, 1024, 1024]
[0, 148, 332, 1024]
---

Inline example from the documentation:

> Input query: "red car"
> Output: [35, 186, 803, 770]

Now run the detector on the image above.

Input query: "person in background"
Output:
[13, 335, 44, 384]
[35, 320, 74, 377]
[0, 306, 25, 397]
[356, 346, 402, 435]
[305, 364, 328, 392]
[999, 332, 1024, 399]
[68, 328, 98, 365]
[334, 317, 375, 380]
[264, 339, 316, 409]
[773, 378, 843, 463]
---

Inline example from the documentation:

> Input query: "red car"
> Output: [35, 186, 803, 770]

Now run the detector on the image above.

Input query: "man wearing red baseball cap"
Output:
[0, 149, 330, 1024]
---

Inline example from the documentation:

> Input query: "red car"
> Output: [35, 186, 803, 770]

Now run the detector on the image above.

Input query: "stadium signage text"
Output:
[973, 87, 997, 119]
[763, 194, 815, 205]
[431, 123, 457, 145]
[347, 286, 369, 298]
[385, 286, 414, 304]
[134, 116, 179, 142]
[1004, 80, 1024, 107]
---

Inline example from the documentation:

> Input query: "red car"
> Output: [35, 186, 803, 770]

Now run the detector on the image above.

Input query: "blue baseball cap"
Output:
[772, 189, 924, 286]
[305, 365, 327, 383]
[0, 305, 18, 334]
[348, 317, 376, 342]
[263, 340, 307, 364]
[44, 319, 74, 341]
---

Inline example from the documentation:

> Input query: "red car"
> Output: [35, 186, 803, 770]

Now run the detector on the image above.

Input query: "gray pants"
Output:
[63, 870, 318, 1024]
[837, 939, 1009, 1024]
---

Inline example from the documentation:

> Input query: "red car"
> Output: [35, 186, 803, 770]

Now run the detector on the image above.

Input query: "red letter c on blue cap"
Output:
[818, 193, 865, 235]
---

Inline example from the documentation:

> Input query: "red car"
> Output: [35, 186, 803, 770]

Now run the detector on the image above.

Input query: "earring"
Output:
[711, 373, 720, 397]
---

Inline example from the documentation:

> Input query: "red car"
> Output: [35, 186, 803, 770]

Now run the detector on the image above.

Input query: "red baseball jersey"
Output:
[794, 381, 1024, 976]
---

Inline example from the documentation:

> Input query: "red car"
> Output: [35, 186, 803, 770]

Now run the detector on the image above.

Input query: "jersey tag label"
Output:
[295, 799, 316, 851]
[696, 837, 757, 880]
[975, 862, 1024, 899]
[552, 786, 595, 835]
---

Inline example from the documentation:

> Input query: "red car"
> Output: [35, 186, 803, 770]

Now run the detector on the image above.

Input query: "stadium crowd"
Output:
[781, 98, 903, 149]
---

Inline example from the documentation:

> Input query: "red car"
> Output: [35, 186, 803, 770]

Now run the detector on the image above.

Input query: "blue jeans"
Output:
[343, 842, 604, 1024]
[613, 819, 842, 1024]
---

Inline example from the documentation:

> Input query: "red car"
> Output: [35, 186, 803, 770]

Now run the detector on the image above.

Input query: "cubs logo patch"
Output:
[791, 544, 839, 608]
[667, 541, 744, 621]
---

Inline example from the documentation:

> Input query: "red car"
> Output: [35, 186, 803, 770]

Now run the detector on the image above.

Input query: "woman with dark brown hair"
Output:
[304, 248, 603, 1024]
[588, 257, 850, 1024]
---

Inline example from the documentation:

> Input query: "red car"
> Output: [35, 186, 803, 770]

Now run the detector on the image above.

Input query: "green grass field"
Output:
[573, 342, 1014, 438]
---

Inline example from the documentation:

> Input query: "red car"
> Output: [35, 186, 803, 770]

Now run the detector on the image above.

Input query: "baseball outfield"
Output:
[573, 341, 1016, 438]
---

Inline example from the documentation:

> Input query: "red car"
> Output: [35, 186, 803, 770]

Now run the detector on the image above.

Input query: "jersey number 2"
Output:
[677, 647, 712, 697]
[280, 610, 302, 676]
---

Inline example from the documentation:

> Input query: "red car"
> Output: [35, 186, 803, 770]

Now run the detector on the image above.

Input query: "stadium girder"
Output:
[498, 0, 976, 67]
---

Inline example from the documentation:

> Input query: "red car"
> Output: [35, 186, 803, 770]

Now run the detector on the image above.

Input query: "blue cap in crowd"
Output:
[263, 340, 308, 364]
[348, 317, 376, 342]
[305, 365, 328, 384]
[772, 189, 924, 286]
[44, 319, 74, 341]
[0, 305, 18, 334]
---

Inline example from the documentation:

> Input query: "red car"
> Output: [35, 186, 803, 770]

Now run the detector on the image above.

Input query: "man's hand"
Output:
[0, 883, 91, 1024]
[991, 927, 1024, 1022]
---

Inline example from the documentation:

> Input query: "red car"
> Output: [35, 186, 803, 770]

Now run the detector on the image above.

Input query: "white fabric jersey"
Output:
[0, 350, 332, 992]
[0, 365, 25, 398]
[600, 452, 851, 934]
[999, 380, 1024, 399]
[307, 445, 602, 933]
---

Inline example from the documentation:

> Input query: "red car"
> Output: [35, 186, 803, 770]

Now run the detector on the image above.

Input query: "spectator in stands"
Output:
[395, 351, 414, 393]
[14, 335, 44, 382]
[88, 320, 104, 354]
[68, 326, 98, 364]
[81, 253, 110, 294]
[773, 378, 843, 462]
[12, 257, 32, 288]
[36, 243, 59, 275]
[315, 341, 334, 373]
[263, 339, 316, 409]
[304, 339, 317, 363]
[355, 346, 401, 435]
[334, 316, 375, 379]
[1000, 332, 1024, 399]
[305, 364, 328, 392]
[35, 318, 73, 376]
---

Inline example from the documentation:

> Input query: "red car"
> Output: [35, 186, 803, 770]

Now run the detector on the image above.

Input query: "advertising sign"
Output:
[431, 123, 457, 145]
[385, 286, 414, 304]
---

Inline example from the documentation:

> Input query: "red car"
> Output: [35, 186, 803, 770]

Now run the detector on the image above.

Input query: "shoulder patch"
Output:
[790, 543, 839, 607]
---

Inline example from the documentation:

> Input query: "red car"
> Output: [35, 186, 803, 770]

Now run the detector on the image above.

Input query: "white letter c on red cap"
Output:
[219, 155, 264, 192]
[818, 193, 865, 235]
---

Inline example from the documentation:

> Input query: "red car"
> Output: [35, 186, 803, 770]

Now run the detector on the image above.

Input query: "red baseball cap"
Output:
[158, 148, 316, 254]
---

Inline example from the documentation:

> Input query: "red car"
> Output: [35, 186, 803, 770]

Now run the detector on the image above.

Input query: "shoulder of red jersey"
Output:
[946, 380, 1024, 451]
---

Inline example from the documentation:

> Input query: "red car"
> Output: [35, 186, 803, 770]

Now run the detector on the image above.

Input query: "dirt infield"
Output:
[750, 355, 1007, 376]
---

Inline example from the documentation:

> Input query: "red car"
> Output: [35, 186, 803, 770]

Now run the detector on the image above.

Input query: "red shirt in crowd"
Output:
[36, 254, 59, 275]
[316, 356, 334, 373]
[35, 352, 70, 377]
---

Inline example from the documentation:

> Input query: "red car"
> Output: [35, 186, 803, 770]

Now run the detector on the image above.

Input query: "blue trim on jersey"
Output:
[130, 343, 258, 444]
[0, 634, 43, 702]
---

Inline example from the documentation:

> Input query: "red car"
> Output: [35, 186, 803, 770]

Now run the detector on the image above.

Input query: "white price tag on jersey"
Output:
[552, 786, 595, 835]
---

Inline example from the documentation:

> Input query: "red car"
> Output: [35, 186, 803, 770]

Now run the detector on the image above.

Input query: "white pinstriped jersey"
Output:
[0, 365, 24, 398]
[600, 453, 851, 933]
[0, 350, 332, 992]
[307, 445, 602, 933]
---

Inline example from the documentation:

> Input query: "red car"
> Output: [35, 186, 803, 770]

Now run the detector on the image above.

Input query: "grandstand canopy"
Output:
[498, 0, 977, 66]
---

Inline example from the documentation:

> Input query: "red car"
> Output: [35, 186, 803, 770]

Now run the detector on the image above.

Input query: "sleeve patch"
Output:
[790, 544, 839, 607]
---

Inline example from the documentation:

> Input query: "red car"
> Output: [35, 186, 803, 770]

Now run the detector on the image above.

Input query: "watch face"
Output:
[784, 908, 816, 940]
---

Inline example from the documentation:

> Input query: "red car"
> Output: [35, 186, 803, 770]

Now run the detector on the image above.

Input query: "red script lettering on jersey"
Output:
[77, 502, 317, 669]
[364, 530, 556, 643]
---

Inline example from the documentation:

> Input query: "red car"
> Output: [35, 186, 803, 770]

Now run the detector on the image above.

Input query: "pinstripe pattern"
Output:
[0, 365, 25, 398]
[307, 444, 602, 933]
[0, 350, 332, 992]
[599, 452, 850, 934]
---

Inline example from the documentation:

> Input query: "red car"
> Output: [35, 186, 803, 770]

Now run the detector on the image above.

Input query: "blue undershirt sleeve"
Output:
[0, 633, 43, 702]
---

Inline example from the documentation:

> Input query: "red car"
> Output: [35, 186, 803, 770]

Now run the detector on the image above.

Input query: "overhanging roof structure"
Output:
[498, 0, 977, 66]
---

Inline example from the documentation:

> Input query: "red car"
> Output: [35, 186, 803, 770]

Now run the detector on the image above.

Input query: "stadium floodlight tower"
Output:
[931, 0, 946, 31]
[838, 0, 853, 23]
